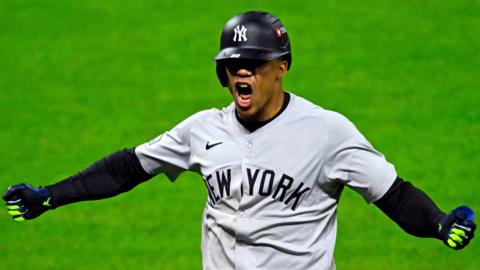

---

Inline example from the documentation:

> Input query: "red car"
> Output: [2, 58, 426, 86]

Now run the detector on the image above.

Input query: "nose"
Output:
[235, 68, 253, 78]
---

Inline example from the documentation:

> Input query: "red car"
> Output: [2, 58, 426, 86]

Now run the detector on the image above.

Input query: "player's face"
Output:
[225, 59, 288, 122]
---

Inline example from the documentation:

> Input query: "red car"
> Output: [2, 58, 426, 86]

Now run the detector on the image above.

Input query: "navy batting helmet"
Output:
[214, 11, 292, 87]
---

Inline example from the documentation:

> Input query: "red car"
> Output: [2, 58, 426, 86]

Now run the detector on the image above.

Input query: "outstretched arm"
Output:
[375, 177, 476, 250]
[3, 148, 153, 221]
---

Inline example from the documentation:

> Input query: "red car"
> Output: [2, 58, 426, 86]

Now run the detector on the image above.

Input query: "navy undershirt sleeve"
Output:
[374, 177, 445, 239]
[46, 148, 153, 208]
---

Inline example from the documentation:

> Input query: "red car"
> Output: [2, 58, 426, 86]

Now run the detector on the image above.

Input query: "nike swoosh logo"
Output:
[206, 141, 223, 150]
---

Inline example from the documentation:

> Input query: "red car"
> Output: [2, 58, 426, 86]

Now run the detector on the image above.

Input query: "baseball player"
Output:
[3, 11, 476, 270]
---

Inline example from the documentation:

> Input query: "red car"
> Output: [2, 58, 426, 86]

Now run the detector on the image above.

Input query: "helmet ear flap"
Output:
[284, 53, 292, 71]
[216, 61, 228, 87]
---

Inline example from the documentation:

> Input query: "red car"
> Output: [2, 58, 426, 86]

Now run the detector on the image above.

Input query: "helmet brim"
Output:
[214, 46, 289, 61]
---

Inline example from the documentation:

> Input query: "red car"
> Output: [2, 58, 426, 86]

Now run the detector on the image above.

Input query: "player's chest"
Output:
[188, 126, 330, 210]
[189, 126, 327, 175]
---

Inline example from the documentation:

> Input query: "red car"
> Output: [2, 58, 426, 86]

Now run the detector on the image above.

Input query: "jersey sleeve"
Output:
[324, 112, 397, 203]
[135, 113, 198, 181]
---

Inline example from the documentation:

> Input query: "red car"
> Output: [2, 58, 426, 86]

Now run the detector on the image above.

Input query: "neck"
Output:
[257, 89, 285, 121]
[235, 92, 291, 132]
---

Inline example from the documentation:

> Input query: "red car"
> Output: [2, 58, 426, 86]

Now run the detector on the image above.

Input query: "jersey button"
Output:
[239, 211, 246, 218]
[246, 142, 253, 148]
[243, 158, 250, 163]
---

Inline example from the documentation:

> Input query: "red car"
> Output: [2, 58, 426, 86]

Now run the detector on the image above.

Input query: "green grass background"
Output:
[1, 1, 479, 269]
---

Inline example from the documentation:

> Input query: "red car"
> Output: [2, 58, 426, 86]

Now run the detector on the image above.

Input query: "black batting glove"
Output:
[3, 183, 53, 222]
[438, 206, 476, 250]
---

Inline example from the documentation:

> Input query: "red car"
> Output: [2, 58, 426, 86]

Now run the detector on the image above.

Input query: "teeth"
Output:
[236, 83, 252, 97]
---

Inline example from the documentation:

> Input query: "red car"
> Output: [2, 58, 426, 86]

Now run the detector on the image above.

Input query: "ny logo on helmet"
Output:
[233, 25, 247, 42]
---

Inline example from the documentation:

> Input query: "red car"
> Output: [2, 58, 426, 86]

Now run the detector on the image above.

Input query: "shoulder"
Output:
[173, 105, 234, 132]
[185, 107, 228, 122]
[287, 93, 366, 149]
[288, 93, 355, 129]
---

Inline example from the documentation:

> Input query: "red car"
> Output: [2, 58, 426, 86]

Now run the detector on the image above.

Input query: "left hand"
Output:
[438, 206, 476, 250]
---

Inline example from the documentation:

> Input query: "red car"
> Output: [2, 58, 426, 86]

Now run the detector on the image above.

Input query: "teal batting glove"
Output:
[438, 206, 476, 250]
[3, 183, 52, 222]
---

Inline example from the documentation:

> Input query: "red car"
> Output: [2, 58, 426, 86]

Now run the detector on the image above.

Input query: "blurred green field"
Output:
[0, 1, 479, 269]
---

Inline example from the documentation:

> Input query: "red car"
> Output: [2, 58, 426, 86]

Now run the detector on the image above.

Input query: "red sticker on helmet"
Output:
[275, 28, 282, 37]
[275, 27, 287, 38]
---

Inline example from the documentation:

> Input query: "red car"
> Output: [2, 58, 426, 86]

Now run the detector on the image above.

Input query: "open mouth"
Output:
[235, 83, 253, 108]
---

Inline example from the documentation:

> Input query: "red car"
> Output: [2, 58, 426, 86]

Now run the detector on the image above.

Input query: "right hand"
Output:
[3, 183, 52, 222]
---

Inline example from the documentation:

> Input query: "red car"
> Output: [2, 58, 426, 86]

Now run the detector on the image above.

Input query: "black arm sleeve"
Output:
[374, 177, 445, 239]
[46, 148, 154, 208]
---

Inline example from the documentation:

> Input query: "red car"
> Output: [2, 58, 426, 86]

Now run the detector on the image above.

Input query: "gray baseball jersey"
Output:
[135, 93, 397, 270]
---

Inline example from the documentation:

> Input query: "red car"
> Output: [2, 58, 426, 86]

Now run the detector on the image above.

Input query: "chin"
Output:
[235, 105, 257, 120]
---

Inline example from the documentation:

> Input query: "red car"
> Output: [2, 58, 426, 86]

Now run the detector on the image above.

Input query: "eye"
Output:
[224, 60, 268, 74]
